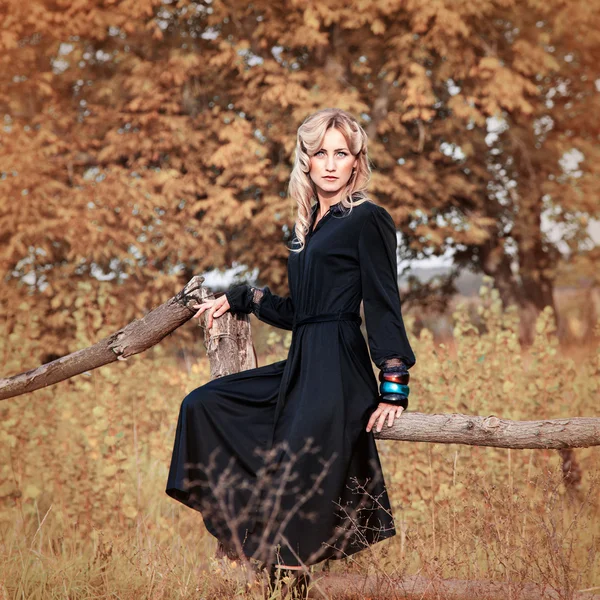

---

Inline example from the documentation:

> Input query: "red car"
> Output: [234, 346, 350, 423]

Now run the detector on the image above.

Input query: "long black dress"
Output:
[166, 198, 416, 568]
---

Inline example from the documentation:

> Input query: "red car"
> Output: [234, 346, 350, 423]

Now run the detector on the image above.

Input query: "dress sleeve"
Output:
[225, 284, 295, 331]
[358, 205, 416, 371]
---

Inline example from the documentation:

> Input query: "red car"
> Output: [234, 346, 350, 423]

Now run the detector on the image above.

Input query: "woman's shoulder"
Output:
[350, 199, 395, 227]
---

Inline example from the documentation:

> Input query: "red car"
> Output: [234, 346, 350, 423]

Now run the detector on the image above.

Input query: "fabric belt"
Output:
[292, 312, 362, 331]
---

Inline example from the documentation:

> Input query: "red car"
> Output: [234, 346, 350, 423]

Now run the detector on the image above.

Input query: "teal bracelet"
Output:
[380, 381, 410, 396]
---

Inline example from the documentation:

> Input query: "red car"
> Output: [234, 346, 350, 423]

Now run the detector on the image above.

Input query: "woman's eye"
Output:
[314, 150, 347, 157]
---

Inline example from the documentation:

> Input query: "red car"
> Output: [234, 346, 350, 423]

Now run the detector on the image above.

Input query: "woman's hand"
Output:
[366, 402, 405, 433]
[191, 294, 231, 331]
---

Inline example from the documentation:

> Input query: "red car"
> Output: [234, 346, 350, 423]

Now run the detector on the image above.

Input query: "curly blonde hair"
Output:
[288, 108, 372, 253]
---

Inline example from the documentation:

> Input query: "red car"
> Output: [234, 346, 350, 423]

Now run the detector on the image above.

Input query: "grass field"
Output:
[1, 281, 599, 598]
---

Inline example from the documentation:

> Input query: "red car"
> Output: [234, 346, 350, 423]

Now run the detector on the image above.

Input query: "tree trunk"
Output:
[479, 235, 521, 309]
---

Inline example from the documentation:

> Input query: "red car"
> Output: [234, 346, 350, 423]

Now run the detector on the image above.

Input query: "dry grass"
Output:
[1, 279, 599, 599]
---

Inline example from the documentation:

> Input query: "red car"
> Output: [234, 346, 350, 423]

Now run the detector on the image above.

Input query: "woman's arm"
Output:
[225, 283, 295, 331]
[358, 204, 416, 429]
[358, 204, 416, 372]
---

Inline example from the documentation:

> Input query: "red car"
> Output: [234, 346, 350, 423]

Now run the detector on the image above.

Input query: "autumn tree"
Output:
[1, 0, 599, 361]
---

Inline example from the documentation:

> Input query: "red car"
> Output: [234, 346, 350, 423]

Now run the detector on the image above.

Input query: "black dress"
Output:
[166, 198, 416, 568]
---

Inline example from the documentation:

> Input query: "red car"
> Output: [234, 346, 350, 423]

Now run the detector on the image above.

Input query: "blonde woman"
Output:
[166, 108, 416, 591]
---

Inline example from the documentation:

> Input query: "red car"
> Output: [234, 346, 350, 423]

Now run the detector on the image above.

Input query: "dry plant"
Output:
[177, 436, 402, 599]
[1, 278, 600, 598]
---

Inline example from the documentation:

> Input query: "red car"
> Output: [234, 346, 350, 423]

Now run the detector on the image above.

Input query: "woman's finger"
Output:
[366, 408, 382, 432]
[192, 296, 231, 328]
[211, 300, 230, 319]
[207, 305, 217, 330]
[366, 402, 403, 433]
[376, 409, 392, 432]
[391, 406, 404, 425]
[387, 408, 396, 428]
[210, 298, 228, 328]
[192, 301, 213, 319]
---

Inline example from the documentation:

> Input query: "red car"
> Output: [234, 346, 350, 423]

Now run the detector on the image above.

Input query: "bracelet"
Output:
[379, 371, 410, 385]
[380, 360, 410, 383]
[380, 381, 409, 396]
[378, 359, 411, 410]
[380, 393, 408, 409]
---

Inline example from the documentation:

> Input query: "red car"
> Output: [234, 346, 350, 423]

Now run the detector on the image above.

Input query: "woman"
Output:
[165, 108, 416, 584]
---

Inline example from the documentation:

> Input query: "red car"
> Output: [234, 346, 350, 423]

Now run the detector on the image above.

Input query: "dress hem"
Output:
[165, 484, 397, 568]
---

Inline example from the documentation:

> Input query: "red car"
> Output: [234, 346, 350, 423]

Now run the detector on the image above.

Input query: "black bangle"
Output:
[379, 393, 408, 410]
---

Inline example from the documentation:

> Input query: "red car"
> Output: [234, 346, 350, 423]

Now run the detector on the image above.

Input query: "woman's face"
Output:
[308, 127, 357, 199]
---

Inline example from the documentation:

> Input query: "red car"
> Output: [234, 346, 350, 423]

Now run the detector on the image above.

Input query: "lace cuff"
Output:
[381, 357, 408, 373]
[225, 283, 266, 316]
[249, 286, 265, 317]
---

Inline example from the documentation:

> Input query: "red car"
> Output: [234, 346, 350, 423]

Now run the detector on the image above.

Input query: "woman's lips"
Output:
[323, 176, 338, 180]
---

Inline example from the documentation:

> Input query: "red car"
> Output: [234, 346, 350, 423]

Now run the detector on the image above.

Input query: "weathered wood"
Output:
[308, 573, 600, 600]
[374, 412, 600, 449]
[0, 276, 253, 401]
[204, 293, 257, 380]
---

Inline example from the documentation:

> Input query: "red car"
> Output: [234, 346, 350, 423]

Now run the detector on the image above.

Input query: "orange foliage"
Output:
[1, 0, 599, 360]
